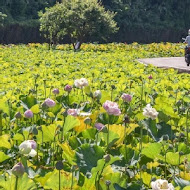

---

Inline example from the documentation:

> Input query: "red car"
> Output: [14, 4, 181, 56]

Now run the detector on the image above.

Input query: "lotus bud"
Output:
[44, 98, 56, 108]
[121, 93, 132, 102]
[94, 123, 105, 131]
[52, 88, 59, 95]
[93, 90, 102, 99]
[24, 110, 33, 118]
[12, 162, 25, 177]
[64, 84, 72, 92]
[148, 75, 153, 79]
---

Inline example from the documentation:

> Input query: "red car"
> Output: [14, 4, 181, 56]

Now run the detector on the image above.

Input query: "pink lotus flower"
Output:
[44, 98, 56, 108]
[103, 100, 121, 116]
[24, 110, 33, 118]
[52, 88, 59, 95]
[121, 93, 132, 102]
[67, 109, 80, 117]
[28, 140, 37, 149]
[64, 84, 72, 92]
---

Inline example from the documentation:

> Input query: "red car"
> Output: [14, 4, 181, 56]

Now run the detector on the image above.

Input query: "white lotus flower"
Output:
[19, 140, 37, 157]
[74, 78, 88, 89]
[151, 179, 174, 190]
[143, 104, 158, 120]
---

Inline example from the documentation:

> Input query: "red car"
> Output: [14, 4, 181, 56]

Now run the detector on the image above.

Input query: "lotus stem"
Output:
[14, 176, 18, 190]
[59, 170, 61, 190]
[0, 111, 2, 136]
[186, 109, 189, 145]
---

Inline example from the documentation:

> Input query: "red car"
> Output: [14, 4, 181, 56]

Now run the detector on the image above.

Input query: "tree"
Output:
[0, 12, 6, 26]
[39, 0, 118, 50]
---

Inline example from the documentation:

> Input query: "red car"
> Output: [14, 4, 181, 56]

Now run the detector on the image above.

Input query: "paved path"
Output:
[138, 57, 190, 73]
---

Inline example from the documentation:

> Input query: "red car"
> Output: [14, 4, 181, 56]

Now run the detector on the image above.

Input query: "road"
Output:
[138, 57, 190, 73]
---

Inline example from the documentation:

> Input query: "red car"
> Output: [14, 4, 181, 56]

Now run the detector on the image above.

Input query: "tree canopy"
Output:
[0, 12, 6, 26]
[0, 0, 190, 43]
[39, 0, 118, 49]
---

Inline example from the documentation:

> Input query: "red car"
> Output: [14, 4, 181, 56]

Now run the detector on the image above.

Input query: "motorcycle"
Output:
[182, 38, 190, 66]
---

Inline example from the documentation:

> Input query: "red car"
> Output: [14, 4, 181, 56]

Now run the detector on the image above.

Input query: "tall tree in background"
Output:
[39, 0, 118, 50]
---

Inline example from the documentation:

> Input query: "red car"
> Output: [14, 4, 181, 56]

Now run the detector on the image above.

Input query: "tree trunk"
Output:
[74, 41, 82, 50]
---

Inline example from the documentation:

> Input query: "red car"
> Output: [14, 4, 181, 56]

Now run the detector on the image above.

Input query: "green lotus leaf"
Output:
[42, 170, 78, 189]
[141, 143, 162, 159]
[63, 115, 80, 134]
[0, 173, 37, 190]
[166, 152, 180, 165]
[75, 144, 104, 175]
[30, 104, 40, 114]
[0, 152, 10, 163]
[36, 124, 57, 143]
[0, 135, 12, 149]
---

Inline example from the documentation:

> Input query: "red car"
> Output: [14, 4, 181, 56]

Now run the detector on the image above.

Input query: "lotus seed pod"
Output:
[111, 85, 116, 90]
[105, 180, 111, 186]
[41, 101, 48, 109]
[55, 161, 64, 170]
[123, 115, 130, 124]
[84, 117, 91, 125]
[176, 100, 182, 106]
[163, 135, 169, 141]
[15, 112, 22, 119]
[141, 165, 147, 171]
[179, 132, 185, 138]
[168, 144, 173, 150]
[104, 154, 111, 163]
[179, 151, 184, 156]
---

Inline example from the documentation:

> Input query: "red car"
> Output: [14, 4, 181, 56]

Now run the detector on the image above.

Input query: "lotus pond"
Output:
[0, 43, 190, 190]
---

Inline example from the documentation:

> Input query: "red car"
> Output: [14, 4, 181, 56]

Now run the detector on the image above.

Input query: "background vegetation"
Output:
[0, 0, 190, 44]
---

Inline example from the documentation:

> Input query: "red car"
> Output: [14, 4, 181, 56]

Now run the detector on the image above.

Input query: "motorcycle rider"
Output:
[184, 29, 190, 66]
[185, 29, 190, 47]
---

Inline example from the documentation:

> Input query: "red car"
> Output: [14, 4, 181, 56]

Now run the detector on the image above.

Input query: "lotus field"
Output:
[1, 43, 190, 190]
